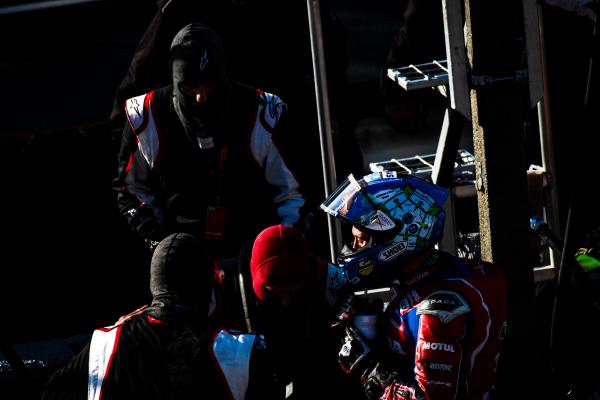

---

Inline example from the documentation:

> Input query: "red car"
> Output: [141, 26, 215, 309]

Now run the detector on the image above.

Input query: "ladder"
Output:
[383, 0, 560, 280]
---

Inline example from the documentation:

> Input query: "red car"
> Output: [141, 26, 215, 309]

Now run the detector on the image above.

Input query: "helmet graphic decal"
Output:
[366, 209, 395, 231]
[383, 184, 444, 248]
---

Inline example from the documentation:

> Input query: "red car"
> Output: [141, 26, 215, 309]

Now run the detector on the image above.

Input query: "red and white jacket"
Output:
[113, 83, 306, 256]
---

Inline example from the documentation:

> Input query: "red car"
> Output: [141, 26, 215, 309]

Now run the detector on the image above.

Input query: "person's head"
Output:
[321, 171, 449, 286]
[250, 225, 312, 309]
[170, 22, 227, 100]
[150, 233, 213, 319]
[169, 23, 230, 148]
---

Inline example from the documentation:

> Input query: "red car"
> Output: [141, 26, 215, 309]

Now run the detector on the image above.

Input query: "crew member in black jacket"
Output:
[41, 232, 223, 400]
[113, 23, 306, 259]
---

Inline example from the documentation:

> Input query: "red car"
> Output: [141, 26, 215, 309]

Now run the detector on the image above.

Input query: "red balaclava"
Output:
[250, 225, 311, 303]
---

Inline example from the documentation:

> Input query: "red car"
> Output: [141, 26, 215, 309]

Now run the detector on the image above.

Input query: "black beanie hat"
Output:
[170, 23, 227, 86]
[150, 233, 213, 313]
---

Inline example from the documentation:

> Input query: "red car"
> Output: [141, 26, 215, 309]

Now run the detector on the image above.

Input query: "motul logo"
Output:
[378, 241, 407, 261]
[422, 342, 455, 352]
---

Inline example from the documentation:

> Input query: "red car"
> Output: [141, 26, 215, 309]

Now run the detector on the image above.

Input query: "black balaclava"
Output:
[169, 23, 231, 149]
[148, 232, 213, 322]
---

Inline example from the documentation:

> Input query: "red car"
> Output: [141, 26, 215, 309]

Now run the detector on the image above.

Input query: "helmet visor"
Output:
[320, 174, 396, 231]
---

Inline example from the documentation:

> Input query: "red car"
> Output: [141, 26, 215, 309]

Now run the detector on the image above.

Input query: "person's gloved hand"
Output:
[331, 293, 361, 341]
[339, 326, 373, 375]
[140, 221, 170, 252]
[136, 215, 169, 242]
[126, 207, 170, 244]
[145, 238, 163, 252]
[361, 362, 401, 400]
[334, 294, 359, 324]
[339, 326, 402, 400]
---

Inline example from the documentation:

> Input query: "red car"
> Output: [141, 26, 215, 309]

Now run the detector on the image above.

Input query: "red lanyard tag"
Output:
[204, 145, 228, 241]
[204, 206, 226, 241]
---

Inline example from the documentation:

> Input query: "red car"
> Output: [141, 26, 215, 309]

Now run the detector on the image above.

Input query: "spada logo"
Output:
[425, 298, 457, 306]
[378, 240, 408, 261]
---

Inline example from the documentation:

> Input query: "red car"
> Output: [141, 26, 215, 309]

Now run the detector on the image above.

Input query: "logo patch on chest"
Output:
[416, 290, 470, 323]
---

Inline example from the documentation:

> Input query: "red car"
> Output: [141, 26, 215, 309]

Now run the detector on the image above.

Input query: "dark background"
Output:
[0, 0, 411, 343]
[1, 0, 165, 343]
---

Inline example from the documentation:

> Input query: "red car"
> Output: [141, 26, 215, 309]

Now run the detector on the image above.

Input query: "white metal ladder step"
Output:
[387, 60, 449, 91]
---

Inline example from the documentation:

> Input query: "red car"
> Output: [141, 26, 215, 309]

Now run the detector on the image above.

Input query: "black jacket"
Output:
[42, 309, 223, 400]
[113, 83, 306, 258]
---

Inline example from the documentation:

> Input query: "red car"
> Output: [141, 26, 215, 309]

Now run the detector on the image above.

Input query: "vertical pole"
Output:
[536, 9, 561, 269]
[306, 0, 343, 261]
[441, 0, 471, 119]
[523, 0, 561, 268]
[433, 108, 464, 255]
[434, 0, 470, 255]
[464, 0, 540, 398]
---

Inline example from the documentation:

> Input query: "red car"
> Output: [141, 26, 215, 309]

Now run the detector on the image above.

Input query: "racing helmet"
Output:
[320, 170, 449, 286]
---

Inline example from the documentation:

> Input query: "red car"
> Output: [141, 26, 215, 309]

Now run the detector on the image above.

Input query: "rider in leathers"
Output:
[322, 171, 508, 400]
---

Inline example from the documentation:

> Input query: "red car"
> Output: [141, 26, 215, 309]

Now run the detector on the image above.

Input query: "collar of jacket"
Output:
[147, 299, 204, 324]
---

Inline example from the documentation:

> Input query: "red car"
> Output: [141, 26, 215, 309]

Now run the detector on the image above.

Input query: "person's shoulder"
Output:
[453, 257, 508, 299]
[231, 81, 256, 93]
[124, 85, 172, 102]
[231, 81, 285, 104]
[228, 81, 259, 109]
[434, 251, 506, 289]
[151, 85, 174, 105]
[417, 289, 472, 323]
[93, 312, 150, 339]
[460, 257, 505, 277]
[124, 85, 173, 126]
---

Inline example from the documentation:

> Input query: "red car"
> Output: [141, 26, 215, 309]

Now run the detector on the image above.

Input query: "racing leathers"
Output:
[340, 250, 508, 400]
[113, 83, 306, 257]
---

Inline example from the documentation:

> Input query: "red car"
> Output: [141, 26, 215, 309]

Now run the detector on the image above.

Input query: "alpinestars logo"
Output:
[199, 50, 208, 71]
[378, 240, 407, 261]
[129, 98, 142, 118]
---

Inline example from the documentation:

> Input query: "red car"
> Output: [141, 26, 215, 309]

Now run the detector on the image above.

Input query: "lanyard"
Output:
[214, 145, 228, 207]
